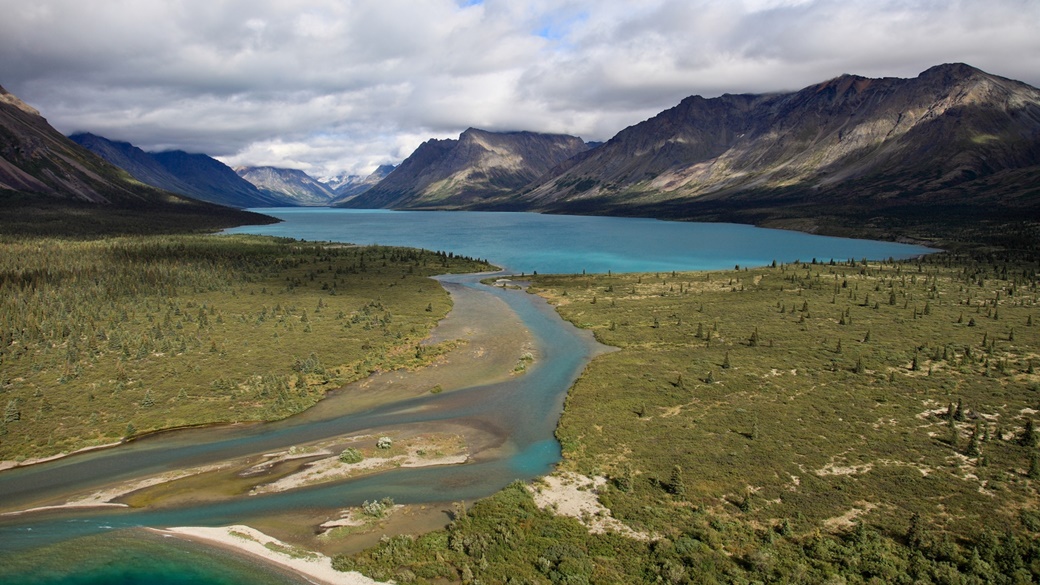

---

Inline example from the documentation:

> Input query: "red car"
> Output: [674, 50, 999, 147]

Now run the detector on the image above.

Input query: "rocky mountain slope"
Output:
[0, 85, 272, 233]
[235, 166, 334, 206]
[0, 87, 166, 204]
[339, 128, 590, 208]
[508, 63, 1040, 235]
[327, 164, 396, 204]
[69, 133, 294, 208]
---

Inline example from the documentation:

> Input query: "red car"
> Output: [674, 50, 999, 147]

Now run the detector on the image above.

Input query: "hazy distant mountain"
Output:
[235, 166, 334, 206]
[509, 63, 1040, 232]
[340, 128, 590, 208]
[321, 173, 362, 193]
[67, 133, 204, 200]
[70, 133, 295, 209]
[327, 164, 396, 204]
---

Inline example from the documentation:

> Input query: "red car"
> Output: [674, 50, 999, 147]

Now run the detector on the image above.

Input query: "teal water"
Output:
[0, 530, 311, 585]
[0, 210, 934, 583]
[225, 208, 934, 274]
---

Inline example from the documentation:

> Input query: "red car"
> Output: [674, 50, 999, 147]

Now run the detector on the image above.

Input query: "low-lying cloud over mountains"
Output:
[2, 0, 1039, 179]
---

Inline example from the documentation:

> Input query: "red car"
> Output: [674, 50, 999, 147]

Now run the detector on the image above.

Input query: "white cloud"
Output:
[1, 0, 1038, 177]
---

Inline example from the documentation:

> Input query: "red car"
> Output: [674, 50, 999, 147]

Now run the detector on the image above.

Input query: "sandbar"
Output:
[156, 525, 384, 585]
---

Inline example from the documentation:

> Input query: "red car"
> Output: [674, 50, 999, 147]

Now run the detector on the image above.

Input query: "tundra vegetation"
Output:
[338, 251, 1040, 584]
[0, 234, 489, 460]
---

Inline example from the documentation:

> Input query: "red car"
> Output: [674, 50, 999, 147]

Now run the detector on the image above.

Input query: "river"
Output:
[0, 210, 933, 583]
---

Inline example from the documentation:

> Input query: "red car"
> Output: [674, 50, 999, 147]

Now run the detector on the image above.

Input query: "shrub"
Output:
[339, 447, 363, 464]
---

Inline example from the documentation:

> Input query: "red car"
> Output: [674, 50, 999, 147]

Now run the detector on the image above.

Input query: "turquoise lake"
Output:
[224, 208, 935, 274]
[0, 210, 934, 583]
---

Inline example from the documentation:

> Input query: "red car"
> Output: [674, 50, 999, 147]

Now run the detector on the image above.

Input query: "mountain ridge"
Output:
[234, 165, 334, 206]
[339, 128, 590, 209]
[506, 63, 1040, 232]
[326, 164, 396, 204]
[69, 133, 296, 209]
[0, 85, 275, 234]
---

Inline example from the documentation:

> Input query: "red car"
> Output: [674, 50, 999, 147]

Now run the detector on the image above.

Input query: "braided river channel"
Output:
[0, 210, 934, 583]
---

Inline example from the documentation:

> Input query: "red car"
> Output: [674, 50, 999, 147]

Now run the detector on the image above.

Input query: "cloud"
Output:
[2, 0, 1038, 177]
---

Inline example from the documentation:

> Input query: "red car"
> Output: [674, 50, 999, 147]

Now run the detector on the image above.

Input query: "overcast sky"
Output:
[2, 0, 1038, 179]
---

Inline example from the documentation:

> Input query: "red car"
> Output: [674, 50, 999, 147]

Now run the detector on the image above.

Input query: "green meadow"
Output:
[340, 253, 1040, 584]
[0, 235, 490, 461]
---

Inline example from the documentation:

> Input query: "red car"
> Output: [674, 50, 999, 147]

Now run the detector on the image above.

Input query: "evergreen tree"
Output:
[4, 399, 19, 423]
[1020, 419, 1037, 448]
[966, 423, 981, 457]
[669, 465, 686, 497]
[906, 512, 925, 550]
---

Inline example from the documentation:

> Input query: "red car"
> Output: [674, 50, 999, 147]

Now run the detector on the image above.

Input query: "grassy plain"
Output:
[339, 253, 1040, 583]
[0, 234, 490, 461]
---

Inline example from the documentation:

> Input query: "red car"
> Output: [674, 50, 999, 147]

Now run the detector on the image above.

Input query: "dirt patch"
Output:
[529, 472, 657, 541]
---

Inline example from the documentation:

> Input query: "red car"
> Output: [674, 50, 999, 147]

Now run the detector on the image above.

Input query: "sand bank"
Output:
[157, 525, 384, 585]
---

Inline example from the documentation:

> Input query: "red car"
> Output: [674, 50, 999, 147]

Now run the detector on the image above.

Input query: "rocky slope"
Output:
[340, 128, 590, 208]
[235, 166, 334, 206]
[0, 87, 165, 204]
[69, 133, 294, 208]
[0, 85, 273, 233]
[327, 164, 396, 204]
[510, 64, 1040, 234]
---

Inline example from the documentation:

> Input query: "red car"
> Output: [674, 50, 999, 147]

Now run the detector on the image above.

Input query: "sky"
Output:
[2, 0, 1038, 179]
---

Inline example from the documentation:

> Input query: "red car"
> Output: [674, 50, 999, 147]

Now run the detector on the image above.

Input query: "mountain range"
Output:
[519, 64, 1040, 222]
[4, 63, 1040, 242]
[0, 84, 270, 234]
[347, 64, 1040, 239]
[325, 164, 396, 204]
[68, 133, 300, 208]
[337, 128, 590, 209]
[234, 165, 335, 206]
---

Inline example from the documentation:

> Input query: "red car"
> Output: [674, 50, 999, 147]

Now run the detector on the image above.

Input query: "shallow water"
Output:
[0, 210, 934, 582]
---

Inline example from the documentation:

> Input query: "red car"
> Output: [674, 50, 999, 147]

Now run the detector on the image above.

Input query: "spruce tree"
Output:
[1021, 419, 1037, 448]
[4, 399, 19, 423]
[669, 465, 686, 497]
[966, 423, 981, 457]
